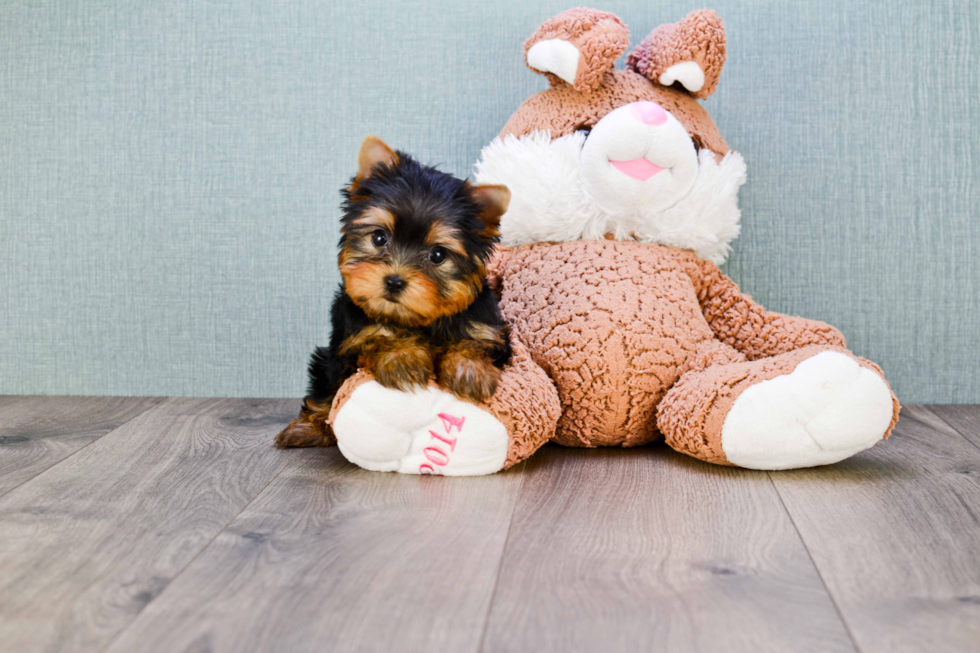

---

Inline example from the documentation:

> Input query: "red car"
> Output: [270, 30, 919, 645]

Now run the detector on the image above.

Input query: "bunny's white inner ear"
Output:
[527, 38, 580, 86]
[659, 61, 705, 93]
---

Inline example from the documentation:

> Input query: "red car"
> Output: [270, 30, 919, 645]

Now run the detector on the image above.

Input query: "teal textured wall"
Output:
[1, 1, 978, 402]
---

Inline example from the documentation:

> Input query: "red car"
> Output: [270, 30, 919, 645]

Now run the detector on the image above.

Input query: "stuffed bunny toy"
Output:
[322, 8, 900, 475]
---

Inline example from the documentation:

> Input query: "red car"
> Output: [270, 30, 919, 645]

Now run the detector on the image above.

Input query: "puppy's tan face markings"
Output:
[338, 138, 505, 330]
[340, 207, 489, 326]
[340, 208, 395, 268]
[341, 259, 481, 327]
[423, 221, 467, 258]
[350, 206, 395, 232]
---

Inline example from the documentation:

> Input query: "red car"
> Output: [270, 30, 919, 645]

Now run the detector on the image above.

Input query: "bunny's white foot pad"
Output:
[722, 351, 894, 470]
[332, 381, 509, 476]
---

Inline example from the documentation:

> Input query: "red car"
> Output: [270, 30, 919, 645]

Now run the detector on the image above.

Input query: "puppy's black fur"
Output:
[275, 137, 511, 449]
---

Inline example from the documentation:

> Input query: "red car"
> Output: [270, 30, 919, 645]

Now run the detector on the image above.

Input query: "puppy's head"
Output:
[339, 136, 509, 327]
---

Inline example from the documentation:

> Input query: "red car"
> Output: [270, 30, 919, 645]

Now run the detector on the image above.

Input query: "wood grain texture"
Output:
[105, 448, 525, 653]
[0, 395, 163, 497]
[928, 405, 980, 450]
[770, 405, 980, 652]
[481, 445, 854, 653]
[0, 397, 297, 653]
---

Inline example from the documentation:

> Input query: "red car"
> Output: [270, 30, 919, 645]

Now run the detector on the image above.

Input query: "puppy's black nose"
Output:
[384, 275, 406, 294]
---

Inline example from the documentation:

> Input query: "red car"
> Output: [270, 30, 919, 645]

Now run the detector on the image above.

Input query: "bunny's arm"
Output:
[677, 251, 845, 360]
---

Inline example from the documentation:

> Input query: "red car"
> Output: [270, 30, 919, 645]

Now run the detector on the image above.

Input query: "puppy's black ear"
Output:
[353, 136, 399, 187]
[471, 184, 510, 240]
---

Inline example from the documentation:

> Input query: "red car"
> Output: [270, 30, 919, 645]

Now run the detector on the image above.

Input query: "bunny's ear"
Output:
[523, 8, 629, 93]
[626, 10, 726, 99]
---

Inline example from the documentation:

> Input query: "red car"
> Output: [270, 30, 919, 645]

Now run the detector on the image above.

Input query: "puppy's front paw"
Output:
[368, 345, 434, 392]
[439, 350, 501, 404]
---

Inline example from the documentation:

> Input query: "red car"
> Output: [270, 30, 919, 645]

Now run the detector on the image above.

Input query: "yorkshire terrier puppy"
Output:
[275, 136, 512, 448]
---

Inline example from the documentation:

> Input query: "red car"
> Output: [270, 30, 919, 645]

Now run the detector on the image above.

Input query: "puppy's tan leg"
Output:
[439, 340, 502, 404]
[348, 330, 435, 392]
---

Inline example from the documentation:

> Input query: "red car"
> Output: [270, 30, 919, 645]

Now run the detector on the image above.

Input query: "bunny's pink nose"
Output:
[631, 101, 668, 126]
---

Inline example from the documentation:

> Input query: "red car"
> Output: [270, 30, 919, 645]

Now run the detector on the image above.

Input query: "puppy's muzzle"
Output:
[384, 274, 406, 295]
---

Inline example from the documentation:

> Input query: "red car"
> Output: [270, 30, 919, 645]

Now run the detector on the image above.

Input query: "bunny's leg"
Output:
[328, 335, 560, 476]
[657, 344, 899, 469]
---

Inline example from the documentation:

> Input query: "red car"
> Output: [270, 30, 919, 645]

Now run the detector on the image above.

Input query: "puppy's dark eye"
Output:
[427, 246, 447, 265]
[371, 231, 388, 248]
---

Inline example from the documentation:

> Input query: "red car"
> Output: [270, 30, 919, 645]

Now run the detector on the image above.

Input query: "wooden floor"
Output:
[0, 398, 978, 652]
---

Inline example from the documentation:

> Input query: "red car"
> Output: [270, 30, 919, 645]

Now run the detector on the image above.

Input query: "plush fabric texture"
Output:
[523, 8, 630, 93]
[499, 69, 729, 155]
[331, 379, 511, 475]
[659, 346, 900, 468]
[526, 39, 582, 87]
[324, 6, 901, 474]
[626, 9, 727, 99]
[485, 239, 899, 451]
[475, 132, 746, 263]
[678, 253, 850, 357]
[330, 333, 559, 472]
[485, 336, 562, 468]
[720, 350, 897, 469]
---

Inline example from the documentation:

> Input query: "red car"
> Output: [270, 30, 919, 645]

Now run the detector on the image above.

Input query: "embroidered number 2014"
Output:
[419, 413, 465, 474]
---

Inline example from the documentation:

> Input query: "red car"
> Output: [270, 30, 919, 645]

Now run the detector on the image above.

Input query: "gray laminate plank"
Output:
[105, 449, 525, 653]
[927, 404, 980, 450]
[0, 397, 297, 653]
[481, 445, 854, 653]
[0, 396, 164, 496]
[769, 405, 980, 652]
